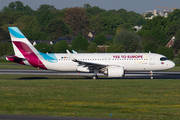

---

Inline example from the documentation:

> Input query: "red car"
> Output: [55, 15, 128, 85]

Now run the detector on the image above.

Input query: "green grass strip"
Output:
[0, 75, 180, 119]
[0, 63, 36, 69]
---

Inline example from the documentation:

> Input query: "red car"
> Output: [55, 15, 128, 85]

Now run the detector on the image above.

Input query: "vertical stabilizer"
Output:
[8, 27, 39, 56]
[7, 27, 47, 69]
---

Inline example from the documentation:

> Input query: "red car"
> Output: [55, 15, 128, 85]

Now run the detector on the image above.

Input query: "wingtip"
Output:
[66, 49, 76, 61]
[66, 49, 70, 53]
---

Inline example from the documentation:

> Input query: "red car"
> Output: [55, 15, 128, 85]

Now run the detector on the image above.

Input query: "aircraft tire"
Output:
[92, 75, 98, 79]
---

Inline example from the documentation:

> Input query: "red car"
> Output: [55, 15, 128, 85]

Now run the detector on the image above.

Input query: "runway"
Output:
[0, 114, 127, 120]
[0, 69, 180, 79]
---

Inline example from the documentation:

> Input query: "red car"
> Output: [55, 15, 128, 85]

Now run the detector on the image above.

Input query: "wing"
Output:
[66, 50, 107, 70]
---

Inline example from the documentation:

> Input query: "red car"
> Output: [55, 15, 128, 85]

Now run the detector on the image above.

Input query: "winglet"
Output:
[72, 50, 77, 54]
[66, 50, 76, 61]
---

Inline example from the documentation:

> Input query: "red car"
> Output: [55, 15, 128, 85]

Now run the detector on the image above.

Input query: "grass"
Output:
[0, 63, 36, 69]
[165, 66, 180, 71]
[0, 75, 180, 119]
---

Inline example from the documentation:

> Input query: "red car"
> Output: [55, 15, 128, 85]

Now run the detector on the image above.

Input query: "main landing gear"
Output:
[150, 71, 153, 79]
[92, 69, 99, 79]
[92, 75, 98, 79]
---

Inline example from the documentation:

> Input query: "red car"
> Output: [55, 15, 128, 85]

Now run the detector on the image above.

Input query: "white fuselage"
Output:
[36, 53, 175, 72]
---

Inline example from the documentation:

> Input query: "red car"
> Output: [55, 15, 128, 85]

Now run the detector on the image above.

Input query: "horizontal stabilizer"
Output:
[6, 55, 27, 64]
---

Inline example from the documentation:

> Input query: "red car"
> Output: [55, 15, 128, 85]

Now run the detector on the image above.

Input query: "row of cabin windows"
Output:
[47, 59, 148, 61]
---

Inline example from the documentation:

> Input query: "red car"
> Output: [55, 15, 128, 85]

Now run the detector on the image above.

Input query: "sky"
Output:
[0, 0, 180, 14]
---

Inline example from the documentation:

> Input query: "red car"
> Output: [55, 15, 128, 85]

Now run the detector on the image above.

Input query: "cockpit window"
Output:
[160, 57, 168, 61]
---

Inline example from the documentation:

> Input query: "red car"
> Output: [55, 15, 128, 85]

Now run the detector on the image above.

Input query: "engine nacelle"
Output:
[104, 67, 124, 78]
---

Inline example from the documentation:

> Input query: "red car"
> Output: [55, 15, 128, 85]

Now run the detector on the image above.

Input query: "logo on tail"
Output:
[7, 27, 47, 69]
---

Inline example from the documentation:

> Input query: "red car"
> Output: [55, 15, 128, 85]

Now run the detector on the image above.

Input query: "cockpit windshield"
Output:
[160, 57, 168, 61]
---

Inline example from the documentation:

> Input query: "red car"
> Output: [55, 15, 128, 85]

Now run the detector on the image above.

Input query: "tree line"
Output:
[1, 1, 180, 62]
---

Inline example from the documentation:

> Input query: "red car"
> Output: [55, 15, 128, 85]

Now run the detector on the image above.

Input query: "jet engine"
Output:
[103, 67, 125, 78]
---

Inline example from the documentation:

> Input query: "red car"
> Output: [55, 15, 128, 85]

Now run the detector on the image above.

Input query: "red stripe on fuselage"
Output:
[13, 41, 47, 69]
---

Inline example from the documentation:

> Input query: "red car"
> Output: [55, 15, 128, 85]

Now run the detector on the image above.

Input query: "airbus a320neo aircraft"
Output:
[6, 27, 175, 79]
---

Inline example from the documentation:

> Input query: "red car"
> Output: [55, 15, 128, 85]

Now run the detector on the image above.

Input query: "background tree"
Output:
[1, 1, 34, 15]
[37, 4, 56, 11]
[116, 23, 132, 34]
[157, 46, 174, 60]
[143, 41, 158, 53]
[168, 9, 180, 22]
[165, 21, 180, 40]
[53, 40, 69, 53]
[35, 4, 59, 30]
[0, 12, 24, 25]
[145, 13, 153, 17]
[34, 42, 51, 53]
[0, 2, 146, 42]
[71, 35, 89, 52]
[0, 27, 10, 41]
[150, 27, 167, 45]
[142, 16, 169, 31]
[86, 42, 98, 53]
[138, 15, 169, 45]
[84, 4, 92, 9]
[23, 28, 47, 40]
[65, 7, 89, 35]
[92, 33, 109, 45]
[16, 16, 44, 40]
[35, 9, 53, 28]
[2, 1, 24, 12]
[106, 43, 125, 53]
[45, 19, 72, 40]
[89, 8, 145, 36]
[89, 15, 101, 35]
[0, 42, 13, 56]
[85, 5, 106, 18]
[14, 1, 24, 11]
[23, 5, 34, 15]
[114, 30, 140, 52]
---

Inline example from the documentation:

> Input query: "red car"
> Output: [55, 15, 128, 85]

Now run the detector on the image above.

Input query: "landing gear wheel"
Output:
[92, 75, 98, 79]
[150, 71, 153, 79]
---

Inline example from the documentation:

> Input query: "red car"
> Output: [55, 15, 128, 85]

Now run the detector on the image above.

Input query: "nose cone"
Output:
[169, 61, 175, 69]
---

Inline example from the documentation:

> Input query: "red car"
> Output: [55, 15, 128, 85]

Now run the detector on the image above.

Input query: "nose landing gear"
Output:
[150, 71, 153, 79]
